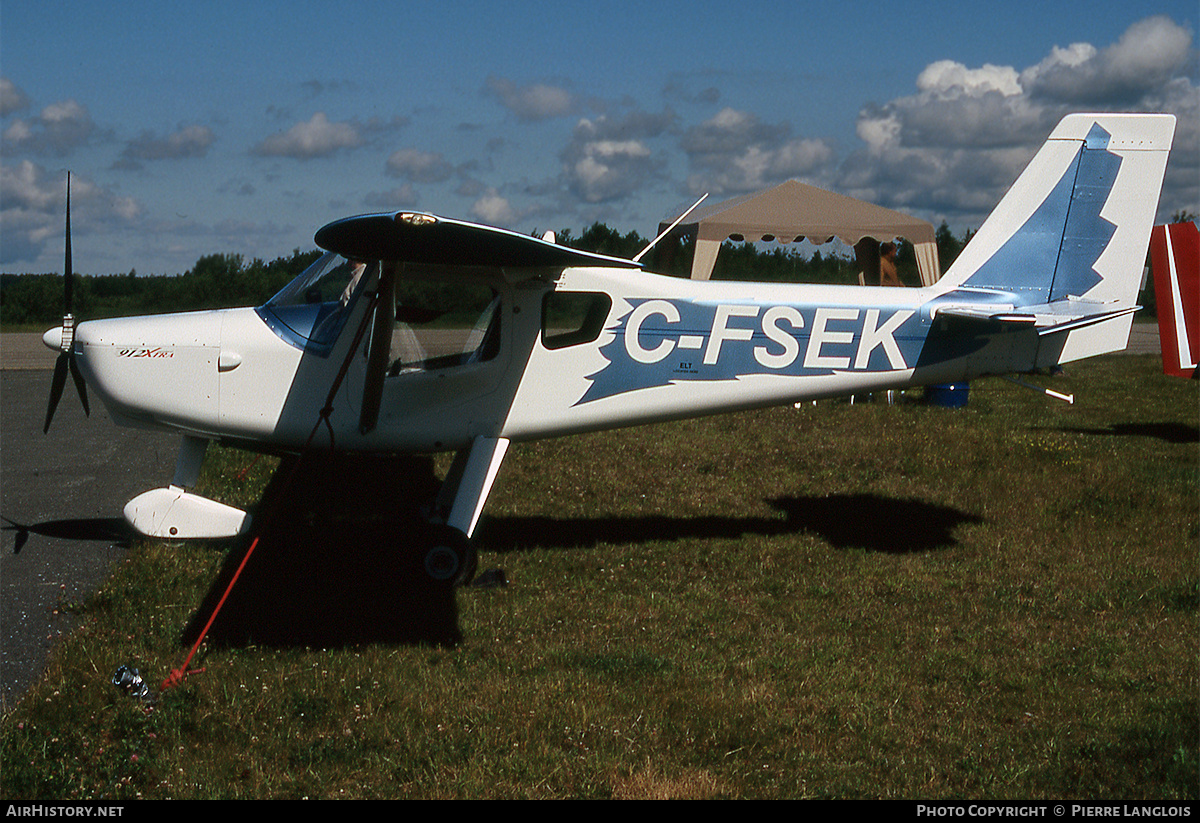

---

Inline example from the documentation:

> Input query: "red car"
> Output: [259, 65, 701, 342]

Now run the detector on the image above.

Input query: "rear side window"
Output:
[542, 291, 612, 350]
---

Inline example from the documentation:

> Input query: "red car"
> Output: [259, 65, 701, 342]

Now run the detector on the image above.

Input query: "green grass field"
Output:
[1, 354, 1195, 799]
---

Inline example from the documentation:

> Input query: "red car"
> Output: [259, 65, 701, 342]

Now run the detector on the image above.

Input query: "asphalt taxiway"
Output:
[1, 341, 178, 708]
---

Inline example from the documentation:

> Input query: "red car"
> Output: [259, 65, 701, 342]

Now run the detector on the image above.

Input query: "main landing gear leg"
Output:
[425, 435, 509, 586]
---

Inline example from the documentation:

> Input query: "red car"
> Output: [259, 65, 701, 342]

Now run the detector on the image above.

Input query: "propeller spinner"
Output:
[43, 172, 90, 433]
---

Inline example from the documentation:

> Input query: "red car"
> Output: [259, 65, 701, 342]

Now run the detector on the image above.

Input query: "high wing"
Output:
[314, 211, 642, 272]
[314, 212, 644, 439]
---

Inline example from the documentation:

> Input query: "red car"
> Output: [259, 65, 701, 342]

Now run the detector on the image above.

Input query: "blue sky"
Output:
[2, 0, 1197, 276]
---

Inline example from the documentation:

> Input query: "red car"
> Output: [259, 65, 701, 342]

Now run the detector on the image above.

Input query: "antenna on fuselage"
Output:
[632, 193, 708, 264]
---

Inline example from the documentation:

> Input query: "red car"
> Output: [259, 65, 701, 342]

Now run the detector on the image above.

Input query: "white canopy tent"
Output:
[658, 180, 942, 286]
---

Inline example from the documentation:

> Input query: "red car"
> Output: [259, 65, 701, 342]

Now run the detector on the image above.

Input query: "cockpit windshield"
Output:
[256, 252, 504, 372]
[256, 252, 374, 354]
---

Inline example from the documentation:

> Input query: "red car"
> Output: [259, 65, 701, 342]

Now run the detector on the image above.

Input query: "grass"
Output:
[1, 354, 1195, 799]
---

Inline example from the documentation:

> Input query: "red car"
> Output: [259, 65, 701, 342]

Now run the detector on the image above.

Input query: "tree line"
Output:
[1, 221, 976, 328]
[1, 249, 322, 328]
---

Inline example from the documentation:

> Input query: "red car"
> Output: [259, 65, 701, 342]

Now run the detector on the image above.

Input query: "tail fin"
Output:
[1149, 221, 1199, 378]
[938, 113, 1175, 362]
[941, 114, 1175, 305]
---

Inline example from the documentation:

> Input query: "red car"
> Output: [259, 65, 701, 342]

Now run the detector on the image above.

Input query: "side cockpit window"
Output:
[386, 277, 501, 376]
[542, 291, 612, 350]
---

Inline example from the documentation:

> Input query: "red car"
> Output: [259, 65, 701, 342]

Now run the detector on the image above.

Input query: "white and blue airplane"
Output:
[41, 112, 1176, 584]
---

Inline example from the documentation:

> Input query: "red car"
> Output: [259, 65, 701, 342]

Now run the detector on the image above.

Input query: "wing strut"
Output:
[359, 261, 397, 434]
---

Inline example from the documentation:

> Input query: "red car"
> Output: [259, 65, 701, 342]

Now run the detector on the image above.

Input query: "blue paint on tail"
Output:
[962, 124, 1121, 305]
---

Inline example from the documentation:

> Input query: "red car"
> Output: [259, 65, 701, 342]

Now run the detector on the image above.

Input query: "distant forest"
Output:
[2, 220, 981, 328]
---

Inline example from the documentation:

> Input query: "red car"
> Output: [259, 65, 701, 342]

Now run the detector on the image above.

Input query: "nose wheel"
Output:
[424, 524, 477, 587]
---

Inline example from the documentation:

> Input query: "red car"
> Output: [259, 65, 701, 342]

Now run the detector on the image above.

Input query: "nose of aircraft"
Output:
[67, 312, 223, 432]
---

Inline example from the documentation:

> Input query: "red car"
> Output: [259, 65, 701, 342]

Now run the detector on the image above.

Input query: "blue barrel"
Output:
[927, 383, 969, 408]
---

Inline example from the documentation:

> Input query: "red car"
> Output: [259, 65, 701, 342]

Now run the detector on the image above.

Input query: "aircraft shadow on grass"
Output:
[181, 452, 462, 650]
[1060, 421, 1199, 445]
[171, 451, 984, 652]
[186, 495, 982, 650]
[7, 454, 982, 650]
[479, 494, 983, 556]
[176, 453, 983, 650]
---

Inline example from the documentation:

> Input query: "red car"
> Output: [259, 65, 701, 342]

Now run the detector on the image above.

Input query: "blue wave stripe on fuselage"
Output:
[578, 299, 927, 404]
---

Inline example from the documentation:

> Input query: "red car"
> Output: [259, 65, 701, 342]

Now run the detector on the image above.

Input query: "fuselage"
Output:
[49, 258, 1051, 457]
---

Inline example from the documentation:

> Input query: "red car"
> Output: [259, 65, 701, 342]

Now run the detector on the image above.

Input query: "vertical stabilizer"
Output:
[941, 114, 1175, 311]
[936, 114, 1175, 364]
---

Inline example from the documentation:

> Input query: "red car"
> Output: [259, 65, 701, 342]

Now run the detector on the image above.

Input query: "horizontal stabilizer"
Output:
[935, 299, 1139, 335]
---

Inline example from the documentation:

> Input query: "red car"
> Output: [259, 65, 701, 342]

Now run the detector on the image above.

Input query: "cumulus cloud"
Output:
[560, 110, 674, 203]
[486, 75, 576, 121]
[917, 61, 1023, 97]
[1022, 15, 1195, 104]
[663, 81, 721, 106]
[364, 184, 420, 210]
[838, 15, 1198, 229]
[115, 124, 215, 170]
[0, 161, 141, 266]
[470, 188, 518, 225]
[681, 107, 835, 195]
[386, 148, 455, 183]
[2, 98, 102, 156]
[0, 76, 30, 116]
[252, 112, 364, 159]
[1, 160, 62, 215]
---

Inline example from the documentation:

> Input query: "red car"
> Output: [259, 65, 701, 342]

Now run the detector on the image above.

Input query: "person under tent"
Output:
[879, 242, 902, 286]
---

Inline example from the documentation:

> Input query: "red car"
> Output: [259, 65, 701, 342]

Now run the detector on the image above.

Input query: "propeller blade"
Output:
[69, 354, 90, 417]
[44, 353, 69, 433]
[43, 172, 89, 434]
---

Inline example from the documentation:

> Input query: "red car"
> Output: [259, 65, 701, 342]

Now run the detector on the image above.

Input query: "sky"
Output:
[2, 0, 1197, 276]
